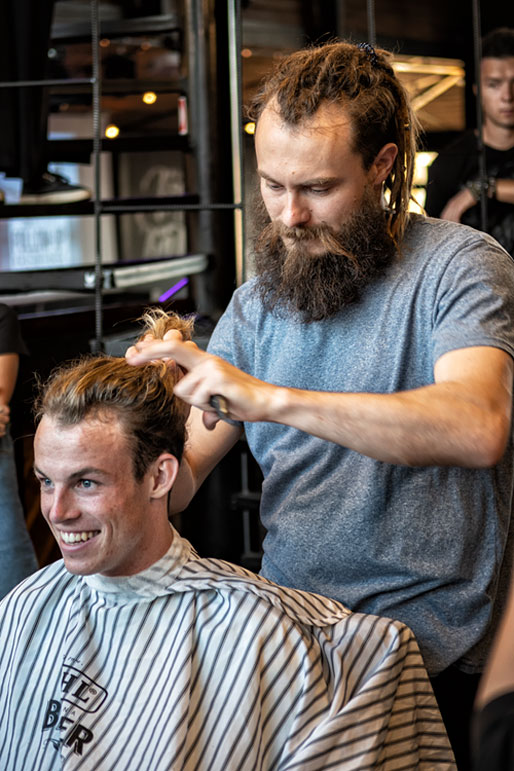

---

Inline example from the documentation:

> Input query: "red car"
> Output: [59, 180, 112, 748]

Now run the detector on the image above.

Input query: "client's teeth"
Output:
[61, 531, 96, 544]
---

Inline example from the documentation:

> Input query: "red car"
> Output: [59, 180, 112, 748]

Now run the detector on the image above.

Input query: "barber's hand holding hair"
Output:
[126, 333, 273, 430]
[132, 329, 190, 380]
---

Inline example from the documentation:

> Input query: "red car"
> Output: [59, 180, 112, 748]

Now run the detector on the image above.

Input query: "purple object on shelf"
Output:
[159, 276, 189, 302]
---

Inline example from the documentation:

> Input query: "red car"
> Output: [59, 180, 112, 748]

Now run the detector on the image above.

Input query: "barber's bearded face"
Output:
[252, 187, 397, 323]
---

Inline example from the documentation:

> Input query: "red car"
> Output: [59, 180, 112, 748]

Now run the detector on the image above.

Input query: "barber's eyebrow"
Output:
[258, 170, 340, 186]
[257, 170, 279, 182]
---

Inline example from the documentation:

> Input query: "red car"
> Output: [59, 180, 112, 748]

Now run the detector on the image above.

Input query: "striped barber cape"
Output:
[0, 528, 455, 770]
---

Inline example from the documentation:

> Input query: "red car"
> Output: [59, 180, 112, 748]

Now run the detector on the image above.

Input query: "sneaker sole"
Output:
[17, 190, 92, 205]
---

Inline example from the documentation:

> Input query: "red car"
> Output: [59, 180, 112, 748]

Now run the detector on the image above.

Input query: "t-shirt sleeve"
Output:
[207, 300, 237, 362]
[207, 282, 258, 372]
[431, 232, 514, 364]
[0, 304, 29, 356]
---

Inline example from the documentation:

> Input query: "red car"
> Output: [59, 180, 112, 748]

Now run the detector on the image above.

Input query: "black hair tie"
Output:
[358, 42, 378, 66]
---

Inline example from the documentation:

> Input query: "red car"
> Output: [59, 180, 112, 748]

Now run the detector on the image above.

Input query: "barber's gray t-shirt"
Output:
[208, 215, 514, 675]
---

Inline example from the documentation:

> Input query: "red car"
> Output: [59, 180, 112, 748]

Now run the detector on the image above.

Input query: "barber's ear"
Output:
[149, 454, 179, 500]
[370, 143, 398, 187]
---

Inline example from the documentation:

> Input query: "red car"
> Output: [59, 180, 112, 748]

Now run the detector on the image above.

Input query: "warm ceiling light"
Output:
[105, 124, 120, 139]
[244, 122, 256, 135]
[99, 38, 110, 48]
[415, 151, 438, 169]
[142, 91, 157, 105]
[241, 48, 252, 58]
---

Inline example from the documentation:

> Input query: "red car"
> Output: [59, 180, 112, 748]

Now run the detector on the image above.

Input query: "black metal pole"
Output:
[366, 0, 376, 46]
[472, 0, 488, 232]
[91, 0, 104, 352]
[227, 0, 245, 285]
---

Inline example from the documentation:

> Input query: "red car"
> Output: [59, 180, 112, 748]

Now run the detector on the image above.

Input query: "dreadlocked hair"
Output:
[34, 309, 194, 479]
[249, 40, 419, 244]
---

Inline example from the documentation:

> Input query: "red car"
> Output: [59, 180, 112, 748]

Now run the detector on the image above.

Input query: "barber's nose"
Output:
[281, 192, 311, 229]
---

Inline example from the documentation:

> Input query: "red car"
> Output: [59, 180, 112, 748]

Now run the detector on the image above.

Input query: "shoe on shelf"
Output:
[19, 172, 91, 205]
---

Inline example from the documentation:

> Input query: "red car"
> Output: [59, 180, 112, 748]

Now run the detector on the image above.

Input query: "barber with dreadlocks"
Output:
[127, 40, 514, 769]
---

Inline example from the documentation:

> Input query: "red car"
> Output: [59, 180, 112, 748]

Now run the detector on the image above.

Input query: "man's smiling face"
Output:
[34, 412, 172, 577]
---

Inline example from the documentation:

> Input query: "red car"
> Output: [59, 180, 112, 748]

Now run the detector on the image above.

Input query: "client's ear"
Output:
[149, 454, 179, 500]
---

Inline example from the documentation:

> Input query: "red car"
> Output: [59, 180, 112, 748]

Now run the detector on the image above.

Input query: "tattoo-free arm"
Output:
[268, 346, 512, 467]
[439, 187, 477, 223]
[440, 179, 514, 223]
[495, 178, 514, 205]
[128, 338, 513, 470]
[0, 353, 19, 437]
[168, 407, 242, 514]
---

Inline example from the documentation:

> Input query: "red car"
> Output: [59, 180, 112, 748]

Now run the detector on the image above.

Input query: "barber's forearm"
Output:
[169, 407, 243, 514]
[127, 334, 512, 468]
[168, 456, 197, 514]
[266, 383, 509, 467]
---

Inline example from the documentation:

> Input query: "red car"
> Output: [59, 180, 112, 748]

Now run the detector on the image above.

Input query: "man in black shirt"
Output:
[425, 28, 514, 256]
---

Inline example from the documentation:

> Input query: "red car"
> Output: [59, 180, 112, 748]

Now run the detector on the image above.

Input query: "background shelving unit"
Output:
[1, 0, 246, 568]
[0, 0, 244, 345]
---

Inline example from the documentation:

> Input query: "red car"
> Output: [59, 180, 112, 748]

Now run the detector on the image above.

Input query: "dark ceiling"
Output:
[240, 0, 514, 143]
[242, 0, 514, 57]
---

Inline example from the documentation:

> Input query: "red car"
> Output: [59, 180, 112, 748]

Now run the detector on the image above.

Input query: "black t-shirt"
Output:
[425, 130, 514, 256]
[0, 304, 28, 356]
[473, 691, 514, 771]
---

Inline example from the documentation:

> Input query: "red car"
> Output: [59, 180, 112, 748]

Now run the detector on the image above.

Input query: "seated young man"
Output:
[0, 311, 455, 770]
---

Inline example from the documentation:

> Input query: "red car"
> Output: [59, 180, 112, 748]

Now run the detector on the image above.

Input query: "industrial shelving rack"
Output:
[0, 0, 245, 351]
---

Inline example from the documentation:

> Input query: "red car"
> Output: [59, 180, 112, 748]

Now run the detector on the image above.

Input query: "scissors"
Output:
[209, 395, 243, 427]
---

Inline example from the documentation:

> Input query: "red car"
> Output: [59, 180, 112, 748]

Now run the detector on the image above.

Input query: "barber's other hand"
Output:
[126, 335, 272, 429]
[0, 404, 10, 437]
[126, 329, 191, 377]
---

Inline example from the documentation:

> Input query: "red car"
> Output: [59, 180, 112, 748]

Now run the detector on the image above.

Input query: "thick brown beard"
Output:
[252, 192, 398, 322]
